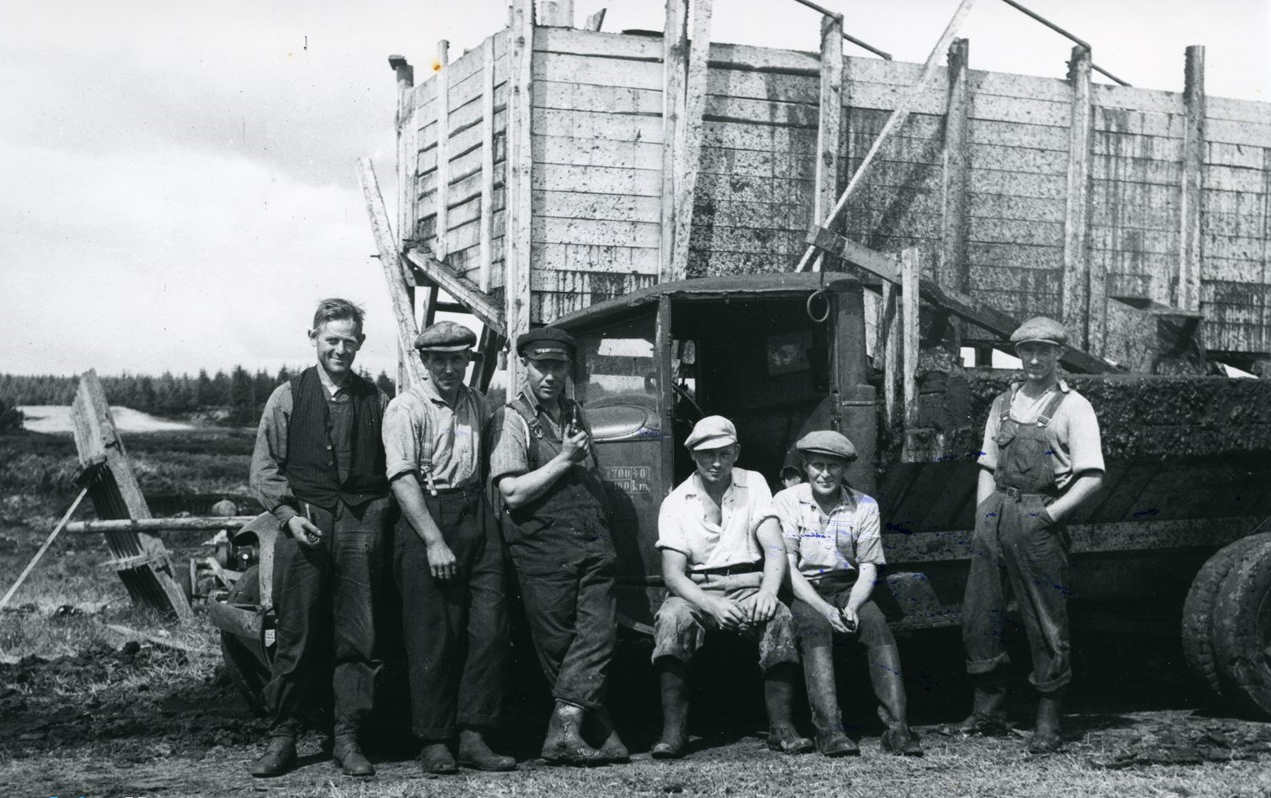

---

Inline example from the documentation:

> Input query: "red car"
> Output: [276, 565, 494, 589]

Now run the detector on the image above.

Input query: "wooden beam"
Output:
[1062, 45, 1094, 351]
[880, 282, 899, 429]
[434, 40, 451, 261]
[479, 36, 496, 293]
[505, 0, 535, 390]
[660, 0, 688, 284]
[69, 517, 259, 534]
[405, 249, 507, 336]
[1178, 45, 1206, 313]
[670, 0, 712, 283]
[809, 229, 1122, 374]
[939, 38, 970, 295]
[797, 0, 977, 271]
[357, 157, 427, 386]
[584, 8, 607, 31]
[901, 248, 920, 429]
[811, 13, 843, 274]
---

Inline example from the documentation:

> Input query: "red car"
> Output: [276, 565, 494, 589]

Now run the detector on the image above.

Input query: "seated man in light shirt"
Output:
[769, 430, 922, 757]
[650, 416, 811, 760]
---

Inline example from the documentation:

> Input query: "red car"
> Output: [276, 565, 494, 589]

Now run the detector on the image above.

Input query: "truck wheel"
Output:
[1213, 535, 1271, 718]
[220, 565, 270, 717]
[1182, 534, 1271, 702]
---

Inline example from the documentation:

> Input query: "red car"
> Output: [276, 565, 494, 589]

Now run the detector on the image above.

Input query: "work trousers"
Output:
[962, 490, 1071, 693]
[652, 573, 800, 671]
[263, 497, 388, 737]
[394, 487, 507, 739]
[508, 525, 616, 711]
[790, 573, 896, 652]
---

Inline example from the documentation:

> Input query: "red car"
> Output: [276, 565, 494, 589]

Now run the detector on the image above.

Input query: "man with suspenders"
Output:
[960, 317, 1105, 753]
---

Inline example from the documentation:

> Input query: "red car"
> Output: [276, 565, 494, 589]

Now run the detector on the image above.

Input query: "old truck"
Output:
[213, 1, 1271, 719]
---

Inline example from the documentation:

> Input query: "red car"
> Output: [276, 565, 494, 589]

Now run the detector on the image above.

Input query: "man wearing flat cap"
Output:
[650, 415, 810, 759]
[960, 316, 1103, 753]
[488, 326, 627, 765]
[382, 320, 514, 773]
[767, 430, 922, 757]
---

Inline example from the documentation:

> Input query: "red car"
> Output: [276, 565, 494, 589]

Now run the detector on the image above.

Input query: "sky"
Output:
[4, 0, 1268, 380]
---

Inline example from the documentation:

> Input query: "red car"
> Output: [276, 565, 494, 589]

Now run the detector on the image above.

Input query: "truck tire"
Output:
[220, 565, 270, 717]
[1181, 533, 1271, 702]
[1213, 535, 1271, 718]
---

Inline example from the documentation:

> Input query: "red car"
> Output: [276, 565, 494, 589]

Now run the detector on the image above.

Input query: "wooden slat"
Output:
[1207, 95, 1271, 125]
[533, 133, 663, 169]
[969, 93, 1069, 127]
[967, 119, 1069, 151]
[533, 106, 664, 143]
[902, 248, 919, 429]
[531, 242, 660, 274]
[533, 163, 662, 196]
[534, 26, 661, 60]
[535, 189, 661, 222]
[1093, 84, 1184, 115]
[533, 81, 662, 114]
[532, 51, 663, 91]
[968, 69, 1070, 103]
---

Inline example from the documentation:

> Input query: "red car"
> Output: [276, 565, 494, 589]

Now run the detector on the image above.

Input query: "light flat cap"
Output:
[796, 430, 857, 462]
[415, 320, 477, 352]
[685, 415, 738, 451]
[517, 327, 576, 361]
[1010, 316, 1068, 347]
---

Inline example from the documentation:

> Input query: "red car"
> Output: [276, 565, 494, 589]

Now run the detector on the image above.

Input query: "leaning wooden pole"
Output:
[801, 0, 977, 272]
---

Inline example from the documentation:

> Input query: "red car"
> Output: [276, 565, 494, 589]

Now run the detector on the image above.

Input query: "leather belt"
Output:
[692, 561, 762, 577]
[999, 486, 1058, 501]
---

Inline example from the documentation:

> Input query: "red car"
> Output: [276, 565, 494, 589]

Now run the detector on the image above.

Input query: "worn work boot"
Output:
[1027, 688, 1064, 754]
[332, 732, 375, 776]
[250, 734, 298, 778]
[957, 668, 1009, 737]
[541, 701, 605, 765]
[419, 740, 458, 774]
[589, 707, 630, 763]
[802, 644, 858, 757]
[764, 663, 815, 755]
[869, 645, 923, 756]
[652, 660, 690, 760]
[458, 727, 516, 771]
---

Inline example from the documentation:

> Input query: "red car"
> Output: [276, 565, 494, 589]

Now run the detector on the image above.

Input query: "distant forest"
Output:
[0, 368, 397, 427]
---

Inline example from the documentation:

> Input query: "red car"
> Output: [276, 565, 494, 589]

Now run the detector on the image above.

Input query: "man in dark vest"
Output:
[488, 327, 627, 765]
[960, 317, 1104, 753]
[248, 298, 390, 777]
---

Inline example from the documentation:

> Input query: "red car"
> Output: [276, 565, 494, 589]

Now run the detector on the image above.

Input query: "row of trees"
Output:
[0, 368, 397, 426]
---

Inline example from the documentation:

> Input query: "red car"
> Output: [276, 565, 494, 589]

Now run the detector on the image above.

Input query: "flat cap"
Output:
[415, 320, 477, 352]
[796, 430, 857, 462]
[1010, 316, 1068, 347]
[685, 415, 738, 451]
[517, 327, 576, 361]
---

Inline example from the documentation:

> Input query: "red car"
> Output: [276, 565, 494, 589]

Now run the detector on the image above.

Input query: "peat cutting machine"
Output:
[214, 0, 1271, 720]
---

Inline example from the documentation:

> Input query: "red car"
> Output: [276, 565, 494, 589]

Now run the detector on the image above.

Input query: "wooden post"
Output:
[1178, 45, 1206, 313]
[584, 8, 607, 31]
[505, 0, 535, 392]
[901, 249, 920, 429]
[880, 283, 899, 429]
[479, 36, 496, 293]
[391, 55, 418, 395]
[434, 40, 451, 262]
[669, 0, 712, 283]
[811, 14, 843, 274]
[660, 0, 688, 284]
[1062, 45, 1094, 350]
[940, 38, 969, 298]
[540, 0, 574, 27]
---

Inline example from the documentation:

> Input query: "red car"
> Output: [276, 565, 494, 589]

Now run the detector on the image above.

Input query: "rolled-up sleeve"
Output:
[656, 497, 690, 556]
[488, 408, 530, 484]
[1065, 395, 1105, 476]
[382, 395, 424, 482]
[854, 494, 885, 566]
[250, 384, 297, 526]
[768, 490, 801, 558]
[978, 397, 1002, 473]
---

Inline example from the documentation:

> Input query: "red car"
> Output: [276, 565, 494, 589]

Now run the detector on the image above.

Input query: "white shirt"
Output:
[656, 467, 770, 571]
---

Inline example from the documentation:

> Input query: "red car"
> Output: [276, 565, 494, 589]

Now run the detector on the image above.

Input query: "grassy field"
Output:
[2, 428, 1271, 798]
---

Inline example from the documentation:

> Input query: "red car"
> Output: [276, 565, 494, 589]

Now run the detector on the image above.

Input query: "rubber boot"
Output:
[868, 645, 923, 756]
[651, 659, 690, 760]
[764, 663, 815, 755]
[801, 645, 858, 757]
[1027, 687, 1064, 754]
[589, 707, 630, 763]
[332, 732, 375, 776]
[957, 667, 1009, 736]
[419, 739, 458, 774]
[458, 727, 516, 771]
[541, 701, 604, 765]
[250, 734, 297, 778]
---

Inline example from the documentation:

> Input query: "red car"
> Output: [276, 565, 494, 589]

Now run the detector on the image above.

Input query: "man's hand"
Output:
[821, 601, 852, 634]
[741, 589, 779, 624]
[426, 540, 458, 581]
[285, 515, 322, 548]
[558, 428, 590, 464]
[840, 605, 859, 634]
[707, 596, 748, 630]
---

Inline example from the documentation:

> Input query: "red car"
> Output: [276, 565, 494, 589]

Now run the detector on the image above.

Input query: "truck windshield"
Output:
[573, 313, 658, 404]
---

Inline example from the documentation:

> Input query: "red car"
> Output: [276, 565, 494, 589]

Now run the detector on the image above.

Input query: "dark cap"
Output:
[796, 430, 857, 462]
[517, 327, 576, 362]
[414, 320, 478, 352]
[1010, 317, 1068, 347]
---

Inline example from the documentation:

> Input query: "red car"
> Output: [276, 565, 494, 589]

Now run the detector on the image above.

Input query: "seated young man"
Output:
[768, 430, 922, 757]
[650, 416, 812, 760]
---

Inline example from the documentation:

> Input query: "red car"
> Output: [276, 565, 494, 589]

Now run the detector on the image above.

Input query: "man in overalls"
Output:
[383, 321, 514, 774]
[488, 327, 627, 765]
[960, 317, 1104, 753]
